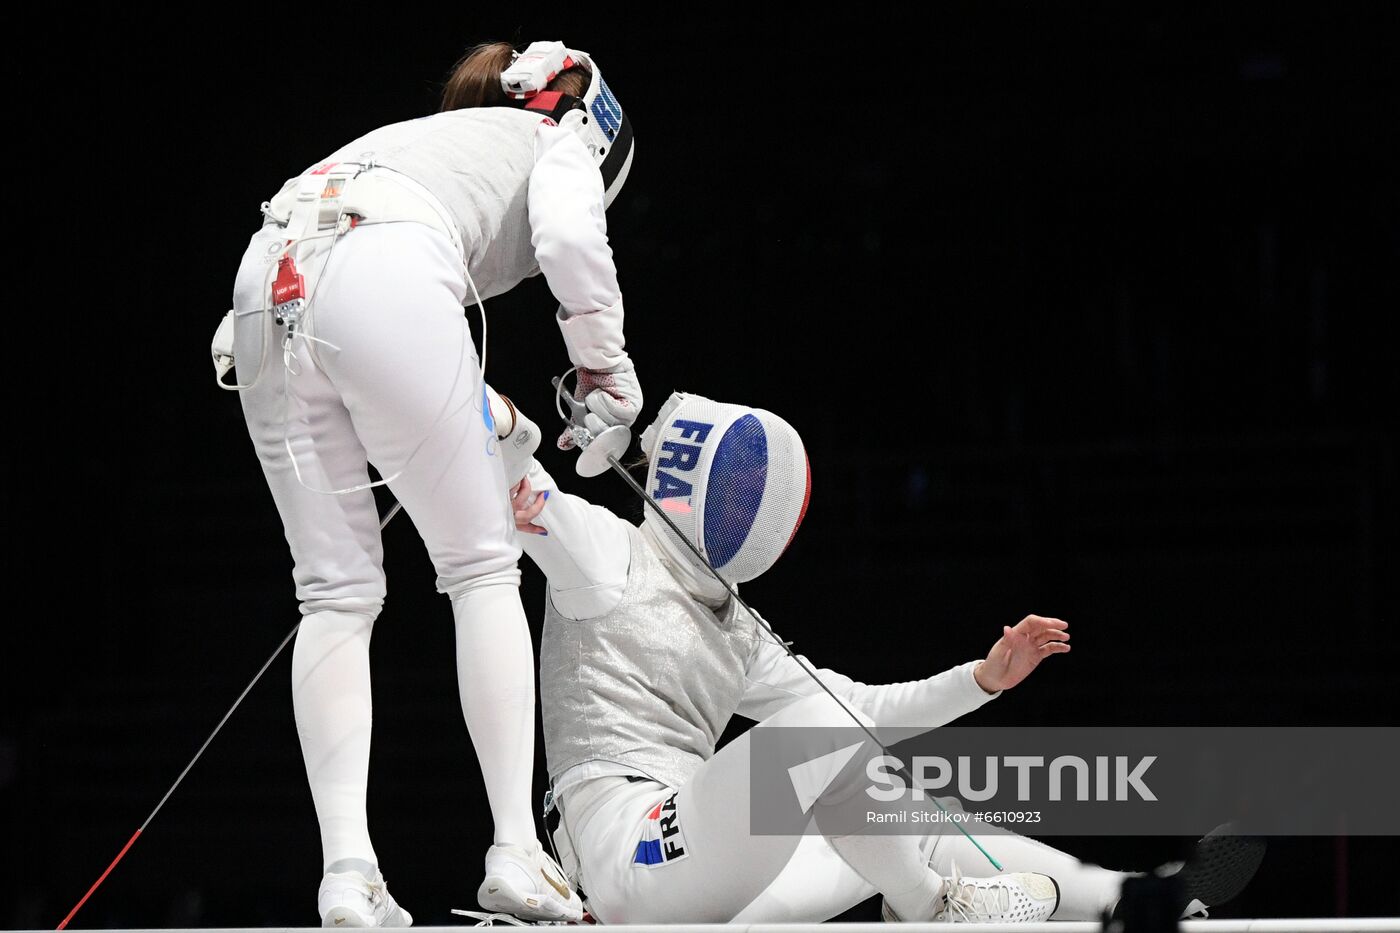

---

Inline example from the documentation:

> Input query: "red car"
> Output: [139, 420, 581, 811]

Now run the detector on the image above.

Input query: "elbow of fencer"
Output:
[533, 230, 608, 275]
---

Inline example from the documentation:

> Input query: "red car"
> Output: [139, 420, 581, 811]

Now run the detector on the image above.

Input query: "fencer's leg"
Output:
[730, 834, 877, 923]
[309, 224, 539, 856]
[737, 695, 1065, 923]
[450, 581, 536, 846]
[232, 227, 395, 918]
[774, 695, 947, 921]
[566, 742, 805, 923]
[825, 834, 945, 921]
[575, 691, 946, 924]
[295, 612, 413, 928]
[923, 820, 1128, 919]
[293, 609, 379, 870]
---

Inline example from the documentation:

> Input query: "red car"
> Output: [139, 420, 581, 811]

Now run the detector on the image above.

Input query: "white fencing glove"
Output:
[485, 386, 542, 488]
[555, 299, 642, 450]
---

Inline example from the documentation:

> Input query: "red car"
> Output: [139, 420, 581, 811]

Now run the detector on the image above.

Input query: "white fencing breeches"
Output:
[557, 692, 1127, 923]
[232, 220, 538, 863]
[232, 221, 521, 606]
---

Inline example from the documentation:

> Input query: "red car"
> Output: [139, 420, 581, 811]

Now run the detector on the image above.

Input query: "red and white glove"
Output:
[556, 361, 642, 450]
[555, 299, 642, 450]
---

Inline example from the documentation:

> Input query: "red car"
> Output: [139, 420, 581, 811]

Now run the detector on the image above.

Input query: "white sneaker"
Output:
[319, 869, 412, 928]
[882, 861, 1059, 923]
[477, 841, 583, 923]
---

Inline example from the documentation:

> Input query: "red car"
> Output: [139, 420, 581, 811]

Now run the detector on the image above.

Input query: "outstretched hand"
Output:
[973, 615, 1071, 693]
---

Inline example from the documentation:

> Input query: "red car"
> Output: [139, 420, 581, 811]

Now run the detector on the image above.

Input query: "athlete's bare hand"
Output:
[511, 477, 548, 535]
[974, 615, 1070, 693]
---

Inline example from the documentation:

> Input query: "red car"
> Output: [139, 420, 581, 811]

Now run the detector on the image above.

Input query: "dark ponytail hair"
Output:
[441, 41, 592, 112]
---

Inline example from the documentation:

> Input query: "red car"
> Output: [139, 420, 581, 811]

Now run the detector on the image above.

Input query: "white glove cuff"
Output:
[557, 298, 627, 372]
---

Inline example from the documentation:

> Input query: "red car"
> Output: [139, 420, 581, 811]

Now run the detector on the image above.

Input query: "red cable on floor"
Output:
[56, 829, 141, 930]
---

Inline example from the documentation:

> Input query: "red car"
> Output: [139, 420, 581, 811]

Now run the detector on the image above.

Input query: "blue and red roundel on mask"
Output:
[702, 414, 769, 568]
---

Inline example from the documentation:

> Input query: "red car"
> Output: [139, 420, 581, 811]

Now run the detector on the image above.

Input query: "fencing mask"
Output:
[639, 392, 811, 594]
[501, 40, 634, 207]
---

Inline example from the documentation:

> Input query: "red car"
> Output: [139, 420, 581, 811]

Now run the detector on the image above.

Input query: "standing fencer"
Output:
[221, 41, 635, 926]
[485, 391, 1263, 924]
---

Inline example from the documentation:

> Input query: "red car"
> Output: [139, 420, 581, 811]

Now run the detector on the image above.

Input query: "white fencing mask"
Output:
[639, 392, 811, 590]
[501, 41, 634, 207]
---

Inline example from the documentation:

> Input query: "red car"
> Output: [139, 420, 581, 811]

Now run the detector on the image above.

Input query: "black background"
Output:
[5, 3, 1398, 928]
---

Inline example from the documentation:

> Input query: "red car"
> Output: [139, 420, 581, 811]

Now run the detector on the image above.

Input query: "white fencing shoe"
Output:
[318, 868, 412, 928]
[476, 841, 583, 923]
[882, 861, 1060, 923]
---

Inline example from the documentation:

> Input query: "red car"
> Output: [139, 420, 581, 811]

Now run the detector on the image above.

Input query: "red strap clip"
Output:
[272, 255, 305, 306]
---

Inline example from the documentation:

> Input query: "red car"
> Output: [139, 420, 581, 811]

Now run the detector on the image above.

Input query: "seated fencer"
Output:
[482, 387, 1262, 924]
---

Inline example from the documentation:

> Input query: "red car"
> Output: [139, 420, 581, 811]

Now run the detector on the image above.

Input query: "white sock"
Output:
[292, 610, 379, 871]
[828, 834, 945, 920]
[326, 858, 378, 879]
[451, 582, 538, 847]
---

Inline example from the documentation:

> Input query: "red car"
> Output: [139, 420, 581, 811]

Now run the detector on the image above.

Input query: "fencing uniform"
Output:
[229, 106, 627, 914]
[513, 395, 1126, 922]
